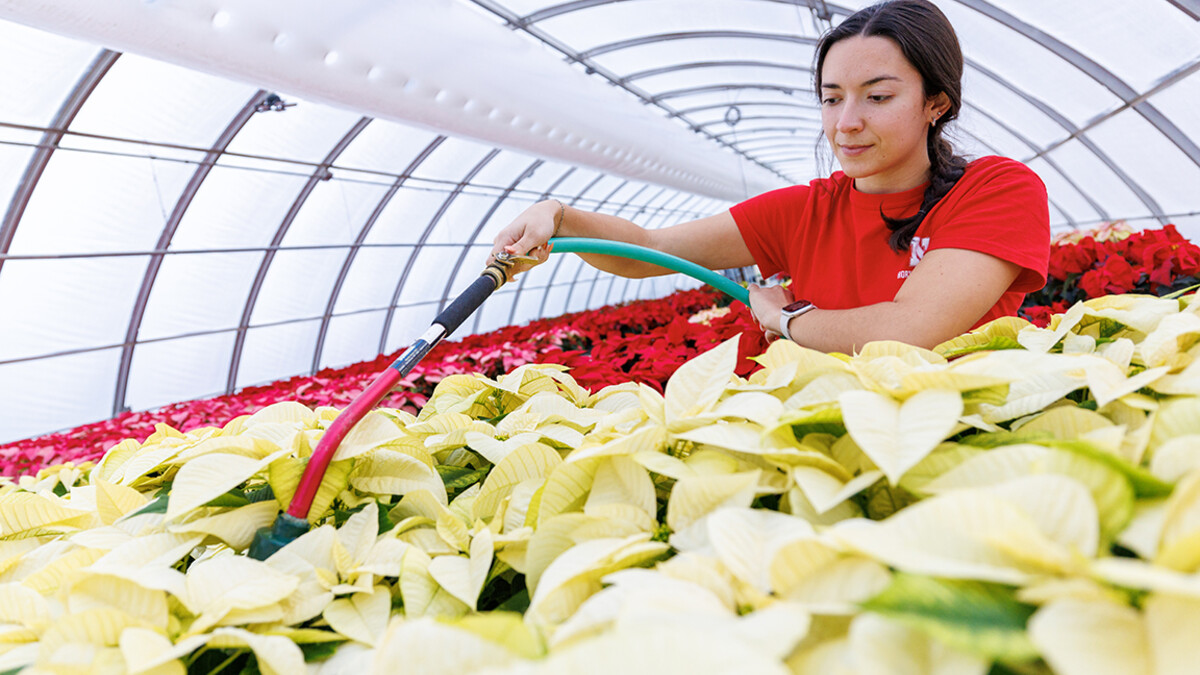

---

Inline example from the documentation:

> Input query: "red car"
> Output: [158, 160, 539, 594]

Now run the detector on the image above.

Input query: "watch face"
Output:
[783, 300, 814, 312]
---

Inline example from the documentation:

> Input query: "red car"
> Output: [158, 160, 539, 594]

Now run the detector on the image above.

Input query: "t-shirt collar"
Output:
[848, 177, 929, 215]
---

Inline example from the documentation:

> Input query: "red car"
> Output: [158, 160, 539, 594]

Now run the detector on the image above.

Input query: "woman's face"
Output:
[819, 35, 946, 194]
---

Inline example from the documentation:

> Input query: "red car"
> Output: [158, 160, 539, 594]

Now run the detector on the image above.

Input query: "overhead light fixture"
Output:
[255, 93, 296, 113]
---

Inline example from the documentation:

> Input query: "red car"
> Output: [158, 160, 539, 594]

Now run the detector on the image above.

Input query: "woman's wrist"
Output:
[546, 199, 566, 238]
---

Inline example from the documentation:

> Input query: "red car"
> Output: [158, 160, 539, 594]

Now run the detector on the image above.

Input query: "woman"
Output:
[491, 0, 1049, 353]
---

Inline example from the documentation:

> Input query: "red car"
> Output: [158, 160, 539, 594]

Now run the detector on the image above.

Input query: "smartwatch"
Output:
[779, 299, 817, 342]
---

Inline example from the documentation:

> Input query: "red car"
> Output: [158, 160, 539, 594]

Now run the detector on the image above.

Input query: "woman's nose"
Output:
[836, 101, 864, 133]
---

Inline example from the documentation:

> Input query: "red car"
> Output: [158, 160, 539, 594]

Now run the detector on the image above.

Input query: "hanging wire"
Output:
[725, 102, 751, 199]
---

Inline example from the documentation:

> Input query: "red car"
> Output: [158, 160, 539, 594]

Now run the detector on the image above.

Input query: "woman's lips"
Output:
[840, 144, 872, 157]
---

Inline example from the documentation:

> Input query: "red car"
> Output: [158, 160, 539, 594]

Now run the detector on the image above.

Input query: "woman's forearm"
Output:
[553, 202, 678, 279]
[783, 301, 955, 353]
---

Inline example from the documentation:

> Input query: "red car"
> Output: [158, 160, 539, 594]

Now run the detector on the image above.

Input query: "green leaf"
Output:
[1164, 282, 1200, 300]
[959, 430, 1056, 448]
[205, 489, 251, 508]
[437, 465, 491, 500]
[1043, 439, 1174, 498]
[783, 407, 846, 438]
[861, 573, 1039, 662]
[492, 587, 530, 614]
[863, 483, 919, 520]
[124, 491, 170, 518]
[940, 336, 1025, 359]
[239, 656, 263, 675]
[187, 648, 250, 675]
[377, 501, 396, 534]
[987, 662, 1055, 675]
[245, 485, 276, 504]
[299, 641, 342, 663]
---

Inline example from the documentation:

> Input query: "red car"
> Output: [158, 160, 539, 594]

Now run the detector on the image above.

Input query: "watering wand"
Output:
[248, 238, 749, 559]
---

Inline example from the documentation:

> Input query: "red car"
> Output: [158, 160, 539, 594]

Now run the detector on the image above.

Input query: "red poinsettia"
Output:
[1024, 223, 1200, 321]
[1, 287, 762, 477]
[1077, 253, 1139, 297]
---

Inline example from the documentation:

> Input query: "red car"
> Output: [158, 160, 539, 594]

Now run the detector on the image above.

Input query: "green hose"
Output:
[547, 237, 751, 306]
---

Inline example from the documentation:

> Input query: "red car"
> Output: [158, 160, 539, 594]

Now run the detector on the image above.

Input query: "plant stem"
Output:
[201, 651, 243, 675]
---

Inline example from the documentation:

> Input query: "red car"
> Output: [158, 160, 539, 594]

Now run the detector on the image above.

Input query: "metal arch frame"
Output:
[960, 101, 1103, 224]
[952, 123, 1081, 228]
[602, 186, 669, 307]
[512, 0, 1183, 225]
[526, 173, 607, 321]
[574, 183, 652, 309]
[801, 0, 1179, 223]
[468, 1, 796, 185]
[697, 115, 821, 130]
[746, 148, 814, 162]
[621, 60, 813, 85]
[590, 187, 685, 311]
[739, 142, 816, 157]
[539, 176, 628, 319]
[674, 100, 816, 117]
[713, 126, 821, 140]
[504, 167, 579, 328]
[111, 89, 267, 416]
[733, 137, 819, 156]
[650, 83, 808, 104]
[0, 50, 119, 279]
[578, 31, 818, 60]
[582, 185, 653, 309]
[376, 149, 502, 355]
[1167, 0, 1200, 20]
[732, 136, 818, 151]
[309, 135, 447, 373]
[618, 193, 706, 310]
[961, 57, 1165, 224]
[225, 116, 372, 394]
[1025, 56, 1200, 165]
[953, 0, 1200, 172]
[809, 0, 1200, 190]
[516, 0, 825, 25]
[506, 176, 652, 331]
[584, 187, 714, 309]
[758, 158, 815, 166]
[435, 158, 544, 315]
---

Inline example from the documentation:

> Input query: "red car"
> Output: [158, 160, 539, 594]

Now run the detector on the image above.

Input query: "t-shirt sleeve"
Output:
[729, 185, 809, 280]
[927, 159, 1051, 293]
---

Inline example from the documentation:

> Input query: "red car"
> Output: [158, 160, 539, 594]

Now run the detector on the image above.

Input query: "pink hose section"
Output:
[286, 366, 403, 519]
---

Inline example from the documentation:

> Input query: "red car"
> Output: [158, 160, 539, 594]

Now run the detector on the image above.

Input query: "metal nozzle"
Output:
[493, 250, 540, 266]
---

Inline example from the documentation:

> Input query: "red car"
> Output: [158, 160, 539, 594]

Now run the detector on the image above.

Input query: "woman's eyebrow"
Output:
[821, 75, 902, 89]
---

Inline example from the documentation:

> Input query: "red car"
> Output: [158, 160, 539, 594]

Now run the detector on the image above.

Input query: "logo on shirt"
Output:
[909, 237, 931, 266]
[898, 237, 931, 279]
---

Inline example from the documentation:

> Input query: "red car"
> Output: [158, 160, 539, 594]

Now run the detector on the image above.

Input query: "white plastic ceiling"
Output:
[1, 0, 1198, 443]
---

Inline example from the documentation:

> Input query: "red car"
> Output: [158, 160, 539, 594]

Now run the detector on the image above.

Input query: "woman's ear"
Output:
[926, 91, 951, 123]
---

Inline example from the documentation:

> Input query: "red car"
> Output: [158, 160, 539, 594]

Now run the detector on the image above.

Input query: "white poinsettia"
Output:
[4, 293, 1200, 673]
[839, 388, 963, 486]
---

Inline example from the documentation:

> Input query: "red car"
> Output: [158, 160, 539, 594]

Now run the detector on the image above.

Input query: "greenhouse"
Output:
[1, 0, 1199, 673]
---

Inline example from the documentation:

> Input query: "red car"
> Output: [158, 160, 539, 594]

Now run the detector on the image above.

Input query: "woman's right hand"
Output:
[489, 199, 561, 280]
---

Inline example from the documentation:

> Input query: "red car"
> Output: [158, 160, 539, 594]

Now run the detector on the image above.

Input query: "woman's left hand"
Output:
[747, 283, 794, 342]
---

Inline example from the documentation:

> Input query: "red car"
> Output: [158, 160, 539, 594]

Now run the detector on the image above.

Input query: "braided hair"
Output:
[814, 0, 967, 253]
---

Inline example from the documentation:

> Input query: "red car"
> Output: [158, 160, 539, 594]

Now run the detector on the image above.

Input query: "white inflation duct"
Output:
[0, 0, 787, 201]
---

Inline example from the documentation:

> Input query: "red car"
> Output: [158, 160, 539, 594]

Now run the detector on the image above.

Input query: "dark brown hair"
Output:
[815, 0, 967, 252]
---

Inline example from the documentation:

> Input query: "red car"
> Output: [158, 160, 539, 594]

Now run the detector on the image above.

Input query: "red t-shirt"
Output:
[731, 155, 1050, 329]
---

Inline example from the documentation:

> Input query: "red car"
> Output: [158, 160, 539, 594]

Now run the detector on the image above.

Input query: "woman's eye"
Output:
[869, 95, 892, 103]
[821, 97, 840, 106]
